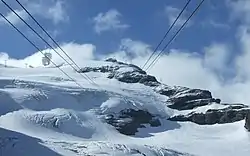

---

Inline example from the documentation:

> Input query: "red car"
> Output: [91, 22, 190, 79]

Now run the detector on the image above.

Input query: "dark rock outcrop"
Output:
[105, 109, 161, 135]
[113, 72, 158, 86]
[167, 98, 213, 110]
[169, 106, 250, 125]
[78, 59, 158, 87]
[213, 98, 221, 104]
[157, 85, 217, 110]
[78, 58, 250, 127]
[245, 112, 250, 131]
[78, 66, 119, 73]
[105, 58, 118, 63]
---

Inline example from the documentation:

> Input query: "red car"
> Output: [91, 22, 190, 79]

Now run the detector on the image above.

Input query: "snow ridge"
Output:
[0, 58, 250, 156]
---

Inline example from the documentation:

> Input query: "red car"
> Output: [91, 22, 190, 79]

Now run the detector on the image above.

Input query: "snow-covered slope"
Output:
[0, 58, 250, 156]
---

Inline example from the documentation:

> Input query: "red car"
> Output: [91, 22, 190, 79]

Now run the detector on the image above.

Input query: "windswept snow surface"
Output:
[0, 60, 250, 156]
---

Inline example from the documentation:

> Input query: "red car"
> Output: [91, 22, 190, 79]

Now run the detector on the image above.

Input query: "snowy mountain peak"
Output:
[0, 58, 250, 156]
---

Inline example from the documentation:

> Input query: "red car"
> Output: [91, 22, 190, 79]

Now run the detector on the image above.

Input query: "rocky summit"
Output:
[77, 58, 250, 134]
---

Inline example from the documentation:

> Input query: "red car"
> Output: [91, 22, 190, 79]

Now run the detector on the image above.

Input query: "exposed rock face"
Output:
[78, 58, 250, 128]
[105, 109, 161, 135]
[111, 72, 159, 86]
[245, 112, 250, 131]
[156, 85, 219, 110]
[78, 59, 159, 87]
[78, 66, 119, 73]
[105, 58, 118, 63]
[169, 105, 250, 125]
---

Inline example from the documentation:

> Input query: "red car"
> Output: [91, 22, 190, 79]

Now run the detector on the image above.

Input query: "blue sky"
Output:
[0, 0, 235, 59]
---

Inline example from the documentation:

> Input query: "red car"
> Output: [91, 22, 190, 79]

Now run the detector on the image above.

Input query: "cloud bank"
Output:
[0, 42, 95, 68]
[0, 33, 249, 105]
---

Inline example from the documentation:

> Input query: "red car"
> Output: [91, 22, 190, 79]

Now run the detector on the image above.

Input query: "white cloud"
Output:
[203, 19, 230, 29]
[56, 42, 95, 63]
[147, 50, 220, 90]
[118, 38, 151, 59]
[106, 39, 220, 90]
[0, 0, 68, 26]
[46, 1, 68, 24]
[203, 43, 231, 74]
[226, 0, 250, 81]
[235, 26, 250, 82]
[49, 29, 60, 38]
[209, 20, 230, 29]
[0, 42, 95, 68]
[0, 52, 10, 60]
[227, 0, 250, 24]
[164, 6, 190, 27]
[28, 0, 68, 24]
[0, 9, 28, 25]
[102, 37, 250, 105]
[93, 9, 129, 34]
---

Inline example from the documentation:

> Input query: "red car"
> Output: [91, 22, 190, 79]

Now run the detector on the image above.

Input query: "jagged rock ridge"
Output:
[78, 58, 250, 134]
[104, 109, 161, 135]
[155, 85, 221, 110]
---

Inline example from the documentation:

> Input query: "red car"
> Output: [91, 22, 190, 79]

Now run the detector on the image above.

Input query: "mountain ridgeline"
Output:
[78, 58, 250, 135]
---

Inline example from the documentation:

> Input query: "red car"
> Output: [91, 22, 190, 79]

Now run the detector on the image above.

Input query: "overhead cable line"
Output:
[1, 0, 98, 87]
[145, 0, 205, 71]
[14, 0, 98, 87]
[141, 0, 191, 70]
[0, 12, 84, 89]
